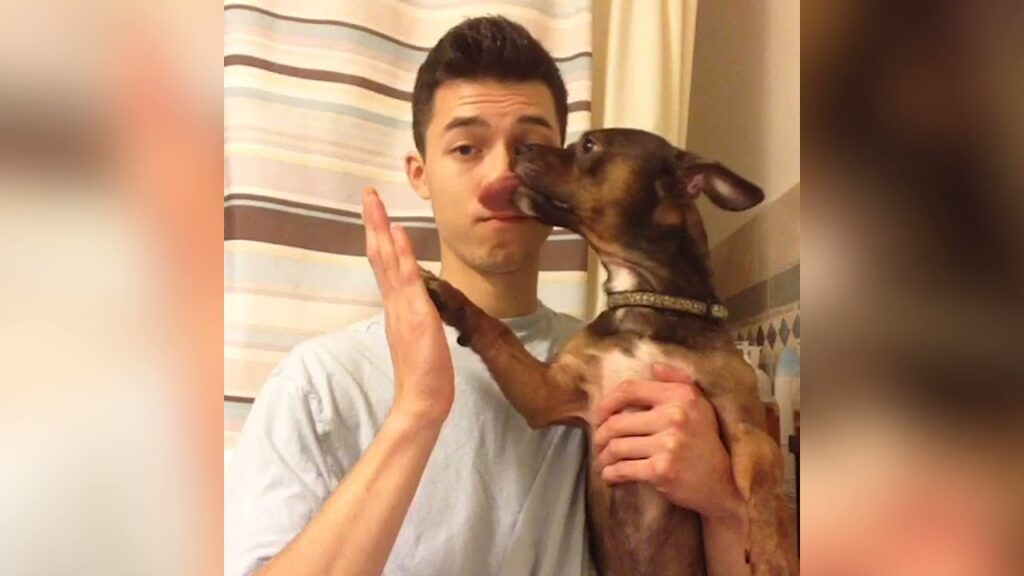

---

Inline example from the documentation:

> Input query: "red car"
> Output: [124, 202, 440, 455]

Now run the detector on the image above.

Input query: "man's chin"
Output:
[477, 217, 550, 234]
[461, 240, 544, 275]
[465, 250, 533, 275]
[441, 223, 549, 274]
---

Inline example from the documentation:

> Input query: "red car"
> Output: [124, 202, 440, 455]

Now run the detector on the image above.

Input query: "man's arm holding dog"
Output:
[593, 363, 751, 576]
[256, 189, 455, 576]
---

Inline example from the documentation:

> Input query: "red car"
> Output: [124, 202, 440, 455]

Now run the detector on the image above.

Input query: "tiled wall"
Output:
[727, 270, 800, 379]
[711, 183, 801, 513]
[711, 184, 800, 378]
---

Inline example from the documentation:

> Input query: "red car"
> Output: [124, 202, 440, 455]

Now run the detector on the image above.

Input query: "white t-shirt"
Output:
[225, 303, 595, 576]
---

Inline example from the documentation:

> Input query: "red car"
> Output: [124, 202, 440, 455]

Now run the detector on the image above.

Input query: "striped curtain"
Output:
[224, 0, 594, 442]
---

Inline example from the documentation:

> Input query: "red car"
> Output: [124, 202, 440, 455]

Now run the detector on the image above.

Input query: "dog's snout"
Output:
[515, 143, 537, 158]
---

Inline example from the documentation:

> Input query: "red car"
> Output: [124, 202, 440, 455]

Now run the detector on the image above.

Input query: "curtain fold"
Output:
[587, 0, 699, 318]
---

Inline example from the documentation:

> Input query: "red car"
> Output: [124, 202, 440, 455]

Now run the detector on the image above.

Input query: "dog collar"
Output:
[606, 291, 729, 321]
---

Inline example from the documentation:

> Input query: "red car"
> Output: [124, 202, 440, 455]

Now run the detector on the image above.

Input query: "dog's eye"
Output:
[580, 137, 598, 154]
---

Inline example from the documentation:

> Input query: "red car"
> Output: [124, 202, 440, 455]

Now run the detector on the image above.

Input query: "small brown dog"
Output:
[422, 129, 797, 576]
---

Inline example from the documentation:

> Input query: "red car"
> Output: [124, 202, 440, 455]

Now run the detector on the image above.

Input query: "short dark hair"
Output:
[412, 16, 569, 155]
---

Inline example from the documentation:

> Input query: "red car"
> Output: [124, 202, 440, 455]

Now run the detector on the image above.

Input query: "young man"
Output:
[226, 17, 749, 576]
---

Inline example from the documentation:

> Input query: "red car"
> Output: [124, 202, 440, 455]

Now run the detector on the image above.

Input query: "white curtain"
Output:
[587, 0, 699, 318]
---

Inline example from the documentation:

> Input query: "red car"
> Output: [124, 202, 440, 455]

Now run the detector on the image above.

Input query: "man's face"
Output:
[408, 80, 561, 275]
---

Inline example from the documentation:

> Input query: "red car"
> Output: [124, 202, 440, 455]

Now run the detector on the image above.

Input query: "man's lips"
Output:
[481, 211, 529, 222]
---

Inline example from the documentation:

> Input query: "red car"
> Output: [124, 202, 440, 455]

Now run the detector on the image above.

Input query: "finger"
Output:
[593, 380, 671, 426]
[601, 458, 656, 485]
[362, 189, 390, 294]
[595, 435, 666, 469]
[651, 362, 696, 384]
[390, 223, 422, 286]
[362, 188, 399, 286]
[592, 409, 663, 450]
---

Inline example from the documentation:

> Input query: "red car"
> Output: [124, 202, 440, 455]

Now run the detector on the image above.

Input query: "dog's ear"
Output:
[668, 150, 764, 211]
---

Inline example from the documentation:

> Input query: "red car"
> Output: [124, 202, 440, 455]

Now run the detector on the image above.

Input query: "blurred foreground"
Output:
[804, 1, 1024, 574]
[0, 1, 222, 574]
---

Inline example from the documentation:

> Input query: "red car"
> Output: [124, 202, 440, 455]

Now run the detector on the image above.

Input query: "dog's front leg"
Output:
[421, 269, 588, 428]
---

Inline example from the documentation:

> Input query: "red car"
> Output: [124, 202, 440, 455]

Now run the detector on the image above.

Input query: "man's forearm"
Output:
[258, 407, 446, 576]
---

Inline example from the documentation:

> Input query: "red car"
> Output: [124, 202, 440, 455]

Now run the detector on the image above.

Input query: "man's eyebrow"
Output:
[515, 115, 555, 131]
[443, 116, 490, 133]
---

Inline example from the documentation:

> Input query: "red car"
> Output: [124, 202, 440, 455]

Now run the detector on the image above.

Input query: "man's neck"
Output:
[438, 252, 540, 320]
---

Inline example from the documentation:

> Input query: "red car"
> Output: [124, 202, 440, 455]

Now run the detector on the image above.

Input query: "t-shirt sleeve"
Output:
[224, 371, 341, 576]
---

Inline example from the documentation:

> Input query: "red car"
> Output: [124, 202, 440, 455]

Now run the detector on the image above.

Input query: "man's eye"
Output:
[452, 145, 479, 157]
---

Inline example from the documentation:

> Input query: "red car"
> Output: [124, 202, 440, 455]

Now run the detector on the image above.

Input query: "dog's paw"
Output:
[419, 267, 472, 346]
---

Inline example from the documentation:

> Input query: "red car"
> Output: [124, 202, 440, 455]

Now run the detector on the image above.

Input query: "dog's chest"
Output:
[595, 338, 695, 398]
[593, 340, 697, 529]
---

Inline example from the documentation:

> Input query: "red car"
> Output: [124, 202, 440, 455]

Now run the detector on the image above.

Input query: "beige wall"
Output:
[687, 0, 801, 248]
[712, 184, 800, 301]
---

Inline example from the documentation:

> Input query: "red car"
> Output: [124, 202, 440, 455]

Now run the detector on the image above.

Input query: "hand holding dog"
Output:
[592, 363, 745, 523]
[363, 187, 455, 425]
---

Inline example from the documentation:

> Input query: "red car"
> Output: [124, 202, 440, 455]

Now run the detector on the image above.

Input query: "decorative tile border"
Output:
[730, 302, 800, 379]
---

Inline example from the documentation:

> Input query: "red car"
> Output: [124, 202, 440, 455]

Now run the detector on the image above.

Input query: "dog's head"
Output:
[513, 129, 763, 289]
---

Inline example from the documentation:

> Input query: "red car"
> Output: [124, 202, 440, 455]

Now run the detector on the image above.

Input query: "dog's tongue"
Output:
[478, 175, 526, 215]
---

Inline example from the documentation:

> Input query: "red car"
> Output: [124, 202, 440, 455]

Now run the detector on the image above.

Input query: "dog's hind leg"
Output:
[703, 380, 798, 576]
[421, 268, 589, 427]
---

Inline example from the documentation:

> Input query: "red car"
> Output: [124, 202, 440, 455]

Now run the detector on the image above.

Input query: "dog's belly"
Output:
[584, 339, 705, 575]
[586, 473, 704, 576]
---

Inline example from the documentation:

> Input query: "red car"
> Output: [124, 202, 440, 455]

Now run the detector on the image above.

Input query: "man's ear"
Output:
[406, 152, 430, 200]
[671, 150, 764, 211]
